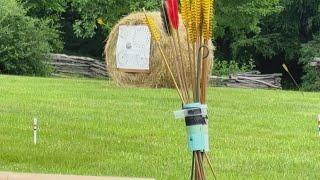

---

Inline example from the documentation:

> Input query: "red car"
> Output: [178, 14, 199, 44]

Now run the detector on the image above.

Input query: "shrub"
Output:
[212, 59, 255, 76]
[0, 0, 62, 76]
[300, 34, 320, 91]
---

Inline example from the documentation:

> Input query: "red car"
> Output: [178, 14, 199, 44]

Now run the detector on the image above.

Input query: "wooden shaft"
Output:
[157, 42, 185, 103]
[282, 63, 304, 96]
[185, 27, 195, 100]
[194, 23, 199, 101]
[169, 37, 188, 102]
[200, 41, 210, 104]
[197, 152, 205, 180]
[200, 62, 208, 104]
[192, 43, 197, 101]
[172, 43, 188, 101]
[156, 7, 188, 102]
[195, 43, 203, 102]
[194, 151, 202, 180]
[176, 30, 191, 102]
[190, 152, 195, 180]
[174, 30, 190, 102]
[195, 154, 199, 179]
[194, 37, 199, 102]
[204, 152, 217, 180]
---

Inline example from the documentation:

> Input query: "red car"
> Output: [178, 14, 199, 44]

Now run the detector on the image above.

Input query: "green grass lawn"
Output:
[0, 75, 320, 179]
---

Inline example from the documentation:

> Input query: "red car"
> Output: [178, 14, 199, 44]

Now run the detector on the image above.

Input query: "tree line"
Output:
[0, 0, 319, 90]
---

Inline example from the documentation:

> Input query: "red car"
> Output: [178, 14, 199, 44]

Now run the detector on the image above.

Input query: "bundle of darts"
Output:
[144, 0, 216, 179]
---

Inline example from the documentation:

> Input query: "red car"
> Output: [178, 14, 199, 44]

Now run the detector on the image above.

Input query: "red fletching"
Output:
[165, 0, 179, 29]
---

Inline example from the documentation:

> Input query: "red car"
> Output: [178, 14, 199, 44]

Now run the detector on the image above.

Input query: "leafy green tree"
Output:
[300, 34, 320, 91]
[23, 0, 66, 18]
[70, 0, 159, 38]
[0, 0, 62, 75]
[233, 0, 320, 60]
[214, 0, 281, 61]
[21, 0, 160, 57]
[215, 0, 281, 38]
[218, 0, 320, 89]
[22, 0, 66, 51]
[68, 0, 281, 58]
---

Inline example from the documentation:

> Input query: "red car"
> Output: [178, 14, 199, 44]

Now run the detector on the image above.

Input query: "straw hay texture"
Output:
[104, 12, 214, 88]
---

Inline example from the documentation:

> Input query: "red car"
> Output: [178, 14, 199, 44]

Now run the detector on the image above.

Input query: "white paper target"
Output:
[116, 25, 151, 71]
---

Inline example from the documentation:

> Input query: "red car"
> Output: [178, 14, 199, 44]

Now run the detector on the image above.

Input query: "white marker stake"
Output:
[33, 118, 38, 144]
[318, 115, 320, 137]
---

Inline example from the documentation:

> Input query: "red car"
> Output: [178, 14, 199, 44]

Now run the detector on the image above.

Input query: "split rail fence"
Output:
[311, 58, 320, 68]
[49, 54, 282, 89]
[50, 54, 107, 78]
[210, 71, 282, 89]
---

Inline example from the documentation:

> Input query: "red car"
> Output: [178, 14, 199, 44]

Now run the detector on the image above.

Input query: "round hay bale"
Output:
[105, 12, 214, 88]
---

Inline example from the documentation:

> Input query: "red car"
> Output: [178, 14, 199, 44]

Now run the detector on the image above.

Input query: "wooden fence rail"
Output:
[50, 54, 107, 78]
[311, 58, 320, 68]
[49, 54, 282, 89]
[209, 71, 282, 89]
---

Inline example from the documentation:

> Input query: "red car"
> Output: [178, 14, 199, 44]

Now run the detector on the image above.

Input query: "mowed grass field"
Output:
[0, 75, 320, 179]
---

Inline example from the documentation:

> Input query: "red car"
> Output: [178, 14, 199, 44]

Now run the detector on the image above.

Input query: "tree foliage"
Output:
[2, 0, 320, 90]
[70, 0, 160, 38]
[20, 0, 160, 57]
[248, 0, 320, 60]
[215, 0, 282, 38]
[0, 0, 61, 75]
[214, 0, 282, 68]
[217, 0, 320, 89]
[300, 34, 320, 91]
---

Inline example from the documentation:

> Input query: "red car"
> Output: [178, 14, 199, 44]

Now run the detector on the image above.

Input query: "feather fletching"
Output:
[160, 1, 172, 35]
[166, 0, 179, 30]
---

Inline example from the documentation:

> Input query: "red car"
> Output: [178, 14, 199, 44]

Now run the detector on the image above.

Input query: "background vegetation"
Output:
[0, 0, 61, 75]
[0, 0, 319, 90]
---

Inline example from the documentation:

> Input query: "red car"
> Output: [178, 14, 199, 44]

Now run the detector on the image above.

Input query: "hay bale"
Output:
[104, 12, 214, 88]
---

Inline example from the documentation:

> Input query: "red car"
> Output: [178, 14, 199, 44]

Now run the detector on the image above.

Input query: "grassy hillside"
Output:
[0, 75, 319, 179]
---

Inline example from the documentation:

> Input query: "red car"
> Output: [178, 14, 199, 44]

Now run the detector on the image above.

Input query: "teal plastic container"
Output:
[183, 103, 209, 152]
